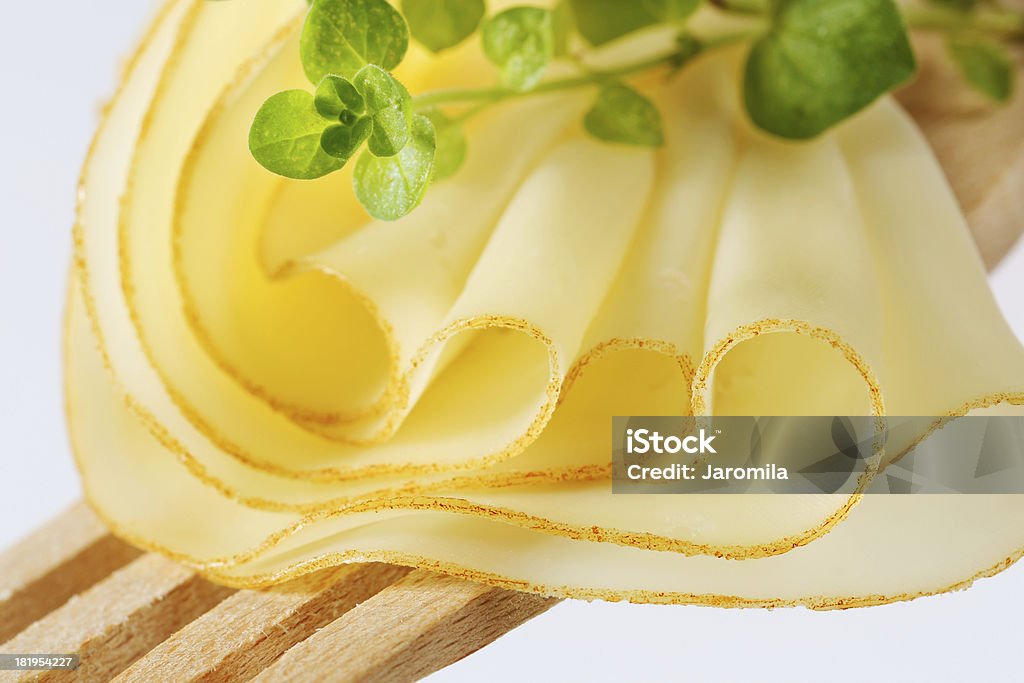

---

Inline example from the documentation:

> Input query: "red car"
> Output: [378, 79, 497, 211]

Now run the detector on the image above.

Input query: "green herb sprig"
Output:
[248, 0, 1023, 221]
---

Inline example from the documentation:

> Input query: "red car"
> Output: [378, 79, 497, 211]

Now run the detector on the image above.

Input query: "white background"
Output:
[1, 3, 1023, 681]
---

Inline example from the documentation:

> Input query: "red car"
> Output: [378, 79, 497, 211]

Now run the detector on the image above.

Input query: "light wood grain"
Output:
[897, 35, 1024, 269]
[0, 503, 141, 645]
[251, 569, 557, 683]
[114, 563, 412, 683]
[0, 554, 232, 682]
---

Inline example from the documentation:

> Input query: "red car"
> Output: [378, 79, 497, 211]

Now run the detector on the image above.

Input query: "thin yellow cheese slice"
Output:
[68, 0, 1024, 603]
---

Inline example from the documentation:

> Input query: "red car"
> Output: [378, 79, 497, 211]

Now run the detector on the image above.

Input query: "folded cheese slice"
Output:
[68, 0, 1024, 601]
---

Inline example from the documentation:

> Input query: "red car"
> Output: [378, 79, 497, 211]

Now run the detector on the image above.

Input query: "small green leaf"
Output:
[482, 7, 555, 91]
[402, 0, 485, 52]
[314, 75, 365, 120]
[423, 108, 468, 180]
[744, 0, 916, 139]
[321, 117, 373, 160]
[584, 82, 664, 147]
[301, 0, 409, 83]
[354, 65, 414, 157]
[643, 0, 700, 23]
[249, 90, 344, 180]
[568, 0, 659, 46]
[551, 0, 575, 57]
[354, 114, 437, 220]
[947, 36, 1014, 104]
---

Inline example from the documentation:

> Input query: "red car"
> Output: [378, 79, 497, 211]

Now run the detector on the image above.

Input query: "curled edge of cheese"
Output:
[66, 0, 1024, 602]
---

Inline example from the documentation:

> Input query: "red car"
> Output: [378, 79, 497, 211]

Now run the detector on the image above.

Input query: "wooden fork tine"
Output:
[0, 505, 552, 682]
[0, 503, 141, 645]
[0, 554, 232, 682]
[114, 563, 412, 683]
[252, 569, 557, 683]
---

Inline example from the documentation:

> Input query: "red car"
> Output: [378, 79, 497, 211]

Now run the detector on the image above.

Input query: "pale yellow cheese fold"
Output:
[68, 0, 1024, 602]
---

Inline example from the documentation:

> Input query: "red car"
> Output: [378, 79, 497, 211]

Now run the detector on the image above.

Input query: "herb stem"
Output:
[413, 31, 753, 112]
